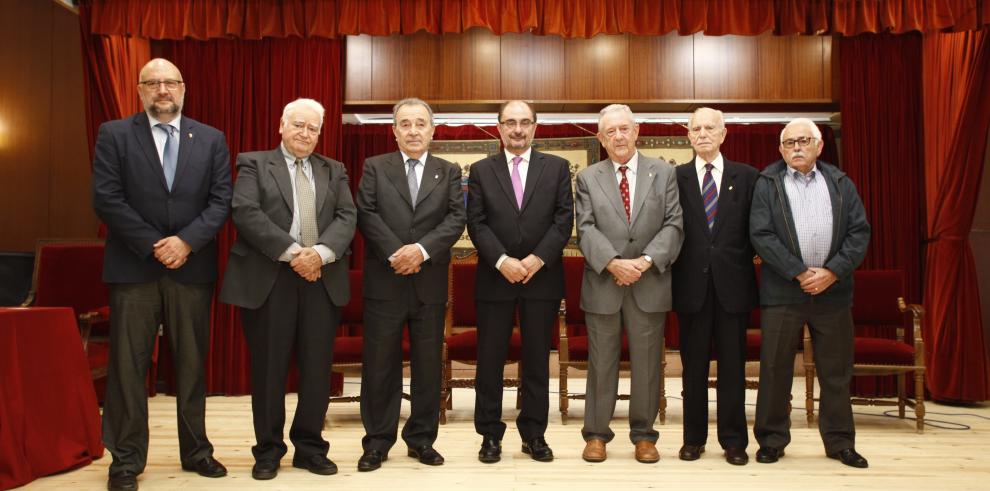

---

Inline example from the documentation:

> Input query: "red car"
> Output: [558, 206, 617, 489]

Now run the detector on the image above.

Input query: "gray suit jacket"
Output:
[356, 151, 466, 304]
[220, 148, 357, 309]
[575, 154, 683, 315]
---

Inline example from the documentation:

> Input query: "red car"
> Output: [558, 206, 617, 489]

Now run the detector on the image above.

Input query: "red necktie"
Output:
[619, 165, 630, 222]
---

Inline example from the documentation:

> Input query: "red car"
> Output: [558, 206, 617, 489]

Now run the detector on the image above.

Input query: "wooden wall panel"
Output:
[693, 34, 759, 100]
[405, 32, 444, 100]
[458, 28, 501, 100]
[564, 35, 630, 100]
[755, 35, 827, 100]
[628, 33, 694, 100]
[500, 33, 565, 100]
[370, 35, 405, 100]
[344, 35, 372, 101]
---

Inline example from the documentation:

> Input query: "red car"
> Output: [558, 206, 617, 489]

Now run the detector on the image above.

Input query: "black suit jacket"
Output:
[92, 112, 232, 284]
[356, 151, 466, 304]
[672, 158, 758, 314]
[219, 148, 357, 309]
[466, 150, 574, 301]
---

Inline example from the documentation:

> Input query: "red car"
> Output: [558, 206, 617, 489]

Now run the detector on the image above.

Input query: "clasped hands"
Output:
[153, 236, 191, 270]
[498, 254, 543, 284]
[796, 267, 836, 295]
[290, 247, 323, 282]
[606, 256, 652, 286]
[390, 244, 425, 275]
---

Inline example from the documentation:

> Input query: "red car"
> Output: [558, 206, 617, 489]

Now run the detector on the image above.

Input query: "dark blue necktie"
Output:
[702, 163, 718, 231]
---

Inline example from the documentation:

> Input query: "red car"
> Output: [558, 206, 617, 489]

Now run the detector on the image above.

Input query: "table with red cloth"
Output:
[0, 307, 103, 490]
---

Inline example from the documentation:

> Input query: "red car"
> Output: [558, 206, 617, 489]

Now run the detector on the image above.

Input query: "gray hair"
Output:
[689, 107, 725, 129]
[281, 98, 325, 126]
[781, 117, 822, 142]
[392, 97, 435, 126]
[598, 104, 636, 131]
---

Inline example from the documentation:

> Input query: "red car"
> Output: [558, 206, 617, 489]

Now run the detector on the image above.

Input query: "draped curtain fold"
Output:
[85, 0, 990, 39]
[922, 29, 990, 402]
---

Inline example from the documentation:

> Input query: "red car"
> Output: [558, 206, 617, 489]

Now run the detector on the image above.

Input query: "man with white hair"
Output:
[750, 118, 871, 468]
[93, 57, 232, 491]
[574, 104, 683, 463]
[220, 98, 357, 480]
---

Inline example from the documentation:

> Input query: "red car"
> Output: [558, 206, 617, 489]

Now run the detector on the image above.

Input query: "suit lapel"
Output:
[593, 161, 627, 225]
[132, 114, 169, 190]
[386, 152, 414, 210]
[415, 155, 443, 208]
[312, 155, 330, 212]
[172, 118, 195, 191]
[520, 151, 546, 213]
[267, 149, 294, 212]
[491, 153, 519, 213]
[679, 163, 710, 236]
[710, 161, 738, 240]
[629, 157, 656, 227]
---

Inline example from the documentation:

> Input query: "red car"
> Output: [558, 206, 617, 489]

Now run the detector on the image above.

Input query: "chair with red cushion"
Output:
[802, 269, 926, 432]
[557, 255, 668, 424]
[440, 253, 523, 424]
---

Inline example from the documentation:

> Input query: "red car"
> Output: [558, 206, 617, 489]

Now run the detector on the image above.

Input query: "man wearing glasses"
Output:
[467, 100, 574, 464]
[749, 118, 871, 468]
[92, 58, 232, 491]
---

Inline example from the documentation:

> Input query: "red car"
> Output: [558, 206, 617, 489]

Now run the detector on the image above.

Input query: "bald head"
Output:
[137, 58, 185, 123]
[687, 107, 727, 162]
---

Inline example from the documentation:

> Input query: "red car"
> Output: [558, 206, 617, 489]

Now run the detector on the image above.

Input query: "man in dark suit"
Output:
[92, 58, 232, 491]
[672, 107, 759, 466]
[354, 98, 465, 471]
[467, 100, 574, 463]
[219, 98, 356, 480]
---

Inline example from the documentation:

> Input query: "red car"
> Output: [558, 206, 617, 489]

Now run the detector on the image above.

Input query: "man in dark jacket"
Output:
[749, 118, 871, 469]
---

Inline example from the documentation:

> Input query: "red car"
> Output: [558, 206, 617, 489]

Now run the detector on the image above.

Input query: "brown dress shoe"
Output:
[724, 447, 749, 465]
[634, 441, 660, 463]
[678, 444, 705, 461]
[582, 439, 607, 462]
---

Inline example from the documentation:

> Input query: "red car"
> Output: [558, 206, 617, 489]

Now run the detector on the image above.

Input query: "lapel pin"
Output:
[435, 174, 439, 179]
[729, 185, 734, 190]
[188, 133, 193, 138]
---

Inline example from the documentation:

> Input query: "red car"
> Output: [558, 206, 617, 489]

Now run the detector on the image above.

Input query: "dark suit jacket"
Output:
[466, 150, 574, 301]
[92, 112, 232, 284]
[356, 151, 466, 304]
[219, 148, 357, 309]
[672, 158, 759, 314]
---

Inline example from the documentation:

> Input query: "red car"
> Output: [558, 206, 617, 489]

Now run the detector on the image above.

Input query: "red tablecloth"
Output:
[0, 307, 103, 490]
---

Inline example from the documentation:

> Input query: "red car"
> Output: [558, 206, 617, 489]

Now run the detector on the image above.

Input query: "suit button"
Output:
[702, 267, 709, 274]
[410, 228, 416, 234]
[628, 238, 634, 243]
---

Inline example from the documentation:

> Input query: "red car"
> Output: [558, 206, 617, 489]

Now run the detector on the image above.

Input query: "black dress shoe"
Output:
[251, 460, 279, 480]
[292, 454, 338, 475]
[724, 447, 749, 466]
[181, 456, 228, 478]
[521, 437, 554, 462]
[678, 444, 705, 461]
[107, 471, 138, 491]
[828, 448, 869, 468]
[357, 450, 387, 472]
[408, 445, 445, 465]
[478, 437, 502, 463]
[755, 447, 784, 464]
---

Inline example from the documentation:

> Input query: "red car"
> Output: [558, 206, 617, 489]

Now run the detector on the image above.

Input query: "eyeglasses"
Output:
[499, 119, 534, 130]
[781, 137, 817, 149]
[139, 79, 183, 91]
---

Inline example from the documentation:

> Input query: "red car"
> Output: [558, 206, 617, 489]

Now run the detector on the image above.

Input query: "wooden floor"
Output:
[26, 374, 990, 491]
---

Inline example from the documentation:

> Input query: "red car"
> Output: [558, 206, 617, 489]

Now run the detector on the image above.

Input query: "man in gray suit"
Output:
[220, 98, 357, 480]
[355, 98, 465, 471]
[574, 104, 683, 463]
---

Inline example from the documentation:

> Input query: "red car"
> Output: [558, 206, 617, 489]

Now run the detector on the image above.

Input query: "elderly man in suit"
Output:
[92, 58, 232, 491]
[220, 98, 356, 480]
[673, 107, 759, 466]
[467, 100, 574, 463]
[354, 98, 466, 472]
[750, 118, 870, 468]
[574, 104, 683, 464]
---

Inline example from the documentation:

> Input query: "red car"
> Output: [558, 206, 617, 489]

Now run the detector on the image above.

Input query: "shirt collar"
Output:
[788, 162, 818, 180]
[147, 113, 181, 132]
[504, 147, 533, 165]
[613, 151, 639, 174]
[694, 153, 724, 174]
[280, 143, 310, 167]
[400, 151, 429, 165]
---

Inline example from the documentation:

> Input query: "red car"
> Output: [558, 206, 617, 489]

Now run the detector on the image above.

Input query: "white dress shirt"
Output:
[395, 150, 431, 261]
[694, 153, 724, 195]
[277, 143, 335, 265]
[496, 147, 542, 271]
[147, 113, 181, 167]
[613, 151, 640, 216]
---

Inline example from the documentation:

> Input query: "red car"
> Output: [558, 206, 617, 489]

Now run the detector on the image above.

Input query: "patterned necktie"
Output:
[294, 159, 318, 247]
[156, 123, 177, 190]
[407, 158, 420, 208]
[510, 156, 524, 208]
[618, 165, 631, 222]
[702, 163, 718, 231]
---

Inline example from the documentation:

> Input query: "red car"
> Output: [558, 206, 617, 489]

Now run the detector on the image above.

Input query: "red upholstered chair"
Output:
[557, 255, 668, 424]
[802, 270, 926, 432]
[440, 253, 523, 424]
[330, 269, 410, 404]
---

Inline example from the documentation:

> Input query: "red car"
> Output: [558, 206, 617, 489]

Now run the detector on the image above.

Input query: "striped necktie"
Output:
[702, 163, 718, 231]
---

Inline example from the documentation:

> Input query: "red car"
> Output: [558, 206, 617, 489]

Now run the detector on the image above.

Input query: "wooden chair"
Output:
[440, 252, 523, 424]
[802, 269, 926, 432]
[557, 255, 668, 424]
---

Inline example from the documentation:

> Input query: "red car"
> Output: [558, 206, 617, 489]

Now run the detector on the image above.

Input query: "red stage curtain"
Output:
[838, 33, 926, 397]
[922, 28, 990, 402]
[84, 0, 990, 39]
